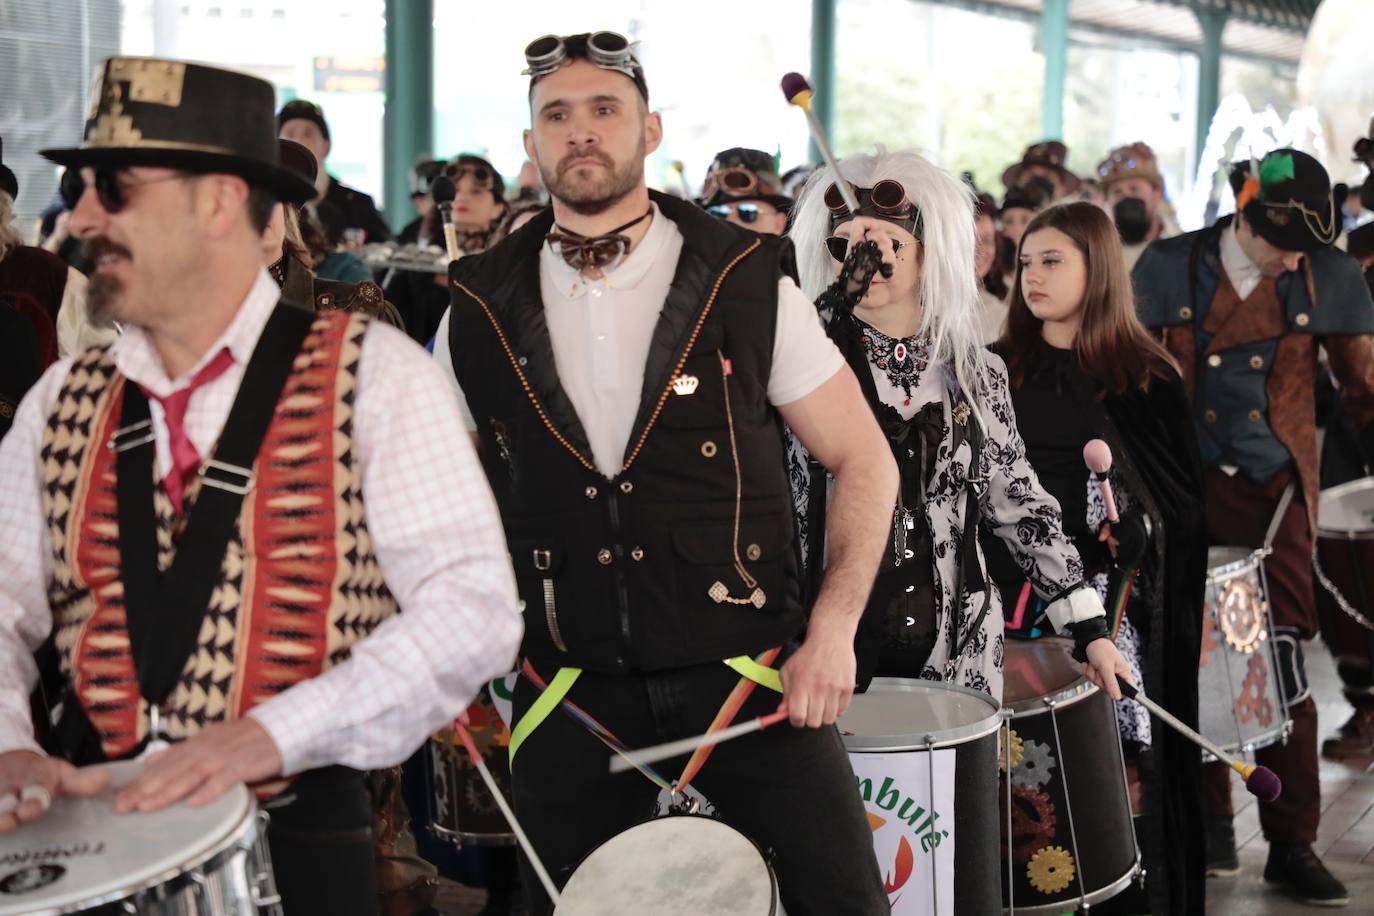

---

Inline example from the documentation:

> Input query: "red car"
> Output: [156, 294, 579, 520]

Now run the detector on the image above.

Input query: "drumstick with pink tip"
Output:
[780, 73, 860, 214]
[454, 723, 562, 906]
[1114, 676, 1282, 801]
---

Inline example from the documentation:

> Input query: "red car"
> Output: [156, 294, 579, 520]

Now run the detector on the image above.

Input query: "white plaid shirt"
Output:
[0, 269, 522, 776]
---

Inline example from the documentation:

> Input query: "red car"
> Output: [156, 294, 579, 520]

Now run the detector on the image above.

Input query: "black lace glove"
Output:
[1108, 510, 1149, 568]
[815, 238, 893, 319]
[1068, 616, 1111, 663]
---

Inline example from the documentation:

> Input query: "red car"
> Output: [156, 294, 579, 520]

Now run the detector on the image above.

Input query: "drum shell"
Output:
[841, 679, 1002, 915]
[1000, 684, 1137, 913]
[427, 686, 516, 847]
[1198, 548, 1288, 755]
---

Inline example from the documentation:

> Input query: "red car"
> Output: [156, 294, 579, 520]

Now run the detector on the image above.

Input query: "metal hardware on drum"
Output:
[1313, 545, 1374, 631]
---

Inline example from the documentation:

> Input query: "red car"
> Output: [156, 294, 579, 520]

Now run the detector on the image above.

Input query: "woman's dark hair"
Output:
[1002, 202, 1178, 396]
[974, 194, 1008, 300]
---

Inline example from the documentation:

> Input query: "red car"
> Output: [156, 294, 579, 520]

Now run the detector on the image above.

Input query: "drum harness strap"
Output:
[509, 648, 783, 807]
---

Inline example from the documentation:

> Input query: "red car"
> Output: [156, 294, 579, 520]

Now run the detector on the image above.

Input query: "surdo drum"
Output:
[1000, 638, 1138, 913]
[838, 678, 1002, 915]
[0, 761, 279, 915]
[553, 815, 783, 915]
[1315, 479, 1374, 687]
[1198, 547, 1291, 755]
[427, 682, 516, 846]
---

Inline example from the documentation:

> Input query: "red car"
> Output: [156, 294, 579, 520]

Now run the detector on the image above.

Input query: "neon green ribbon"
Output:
[509, 666, 581, 766]
[723, 654, 783, 694]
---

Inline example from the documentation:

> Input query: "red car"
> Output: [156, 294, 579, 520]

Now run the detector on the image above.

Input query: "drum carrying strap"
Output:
[510, 650, 783, 798]
[1272, 626, 1312, 707]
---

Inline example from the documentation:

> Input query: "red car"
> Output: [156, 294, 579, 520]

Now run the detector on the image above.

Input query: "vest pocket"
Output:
[510, 539, 568, 652]
[670, 513, 794, 614]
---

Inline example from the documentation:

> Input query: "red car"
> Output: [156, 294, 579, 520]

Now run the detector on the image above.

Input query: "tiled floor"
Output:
[432, 643, 1374, 914]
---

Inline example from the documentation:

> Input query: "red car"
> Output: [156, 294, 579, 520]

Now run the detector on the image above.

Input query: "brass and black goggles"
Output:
[444, 162, 494, 188]
[825, 179, 919, 234]
[523, 31, 638, 80]
[703, 166, 762, 199]
[60, 167, 192, 214]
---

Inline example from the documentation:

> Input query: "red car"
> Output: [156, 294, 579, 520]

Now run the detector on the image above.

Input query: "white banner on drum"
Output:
[850, 750, 956, 916]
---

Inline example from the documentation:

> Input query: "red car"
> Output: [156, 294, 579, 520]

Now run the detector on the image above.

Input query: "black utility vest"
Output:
[448, 191, 804, 672]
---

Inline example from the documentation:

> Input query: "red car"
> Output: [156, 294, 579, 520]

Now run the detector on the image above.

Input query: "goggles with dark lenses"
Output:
[825, 235, 908, 262]
[707, 202, 763, 224]
[60, 167, 192, 214]
[825, 178, 920, 235]
[444, 162, 495, 189]
[523, 31, 639, 80]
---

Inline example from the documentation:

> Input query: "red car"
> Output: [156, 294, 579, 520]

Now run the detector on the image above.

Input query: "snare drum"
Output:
[1316, 478, 1374, 677]
[1198, 546, 1290, 755]
[428, 683, 516, 846]
[1001, 638, 1138, 914]
[838, 678, 1001, 915]
[554, 815, 783, 915]
[0, 760, 279, 915]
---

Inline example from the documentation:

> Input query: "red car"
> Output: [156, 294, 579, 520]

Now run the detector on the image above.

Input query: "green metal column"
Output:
[810, 0, 837, 162]
[383, 0, 433, 233]
[1195, 9, 1228, 166]
[1040, 0, 1069, 140]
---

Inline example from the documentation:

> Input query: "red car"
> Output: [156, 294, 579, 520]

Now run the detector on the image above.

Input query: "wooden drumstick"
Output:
[453, 723, 562, 906]
[1115, 676, 1281, 801]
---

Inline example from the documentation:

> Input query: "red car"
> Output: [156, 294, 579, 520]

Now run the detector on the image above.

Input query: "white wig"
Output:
[789, 146, 988, 412]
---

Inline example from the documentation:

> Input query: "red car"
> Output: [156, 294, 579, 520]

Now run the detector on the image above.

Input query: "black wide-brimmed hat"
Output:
[1227, 148, 1337, 252]
[0, 137, 16, 200]
[699, 147, 792, 211]
[1002, 140, 1080, 195]
[42, 57, 315, 204]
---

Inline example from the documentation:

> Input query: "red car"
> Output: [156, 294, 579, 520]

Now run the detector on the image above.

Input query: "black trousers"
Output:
[265, 767, 380, 916]
[510, 657, 890, 916]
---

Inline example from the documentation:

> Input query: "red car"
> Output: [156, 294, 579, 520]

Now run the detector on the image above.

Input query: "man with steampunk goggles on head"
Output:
[699, 147, 792, 236]
[433, 28, 894, 916]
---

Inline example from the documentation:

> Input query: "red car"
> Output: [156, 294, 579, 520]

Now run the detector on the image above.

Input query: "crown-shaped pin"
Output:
[672, 374, 699, 396]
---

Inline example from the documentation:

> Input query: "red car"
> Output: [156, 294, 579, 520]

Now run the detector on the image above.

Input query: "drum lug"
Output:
[251, 809, 285, 914]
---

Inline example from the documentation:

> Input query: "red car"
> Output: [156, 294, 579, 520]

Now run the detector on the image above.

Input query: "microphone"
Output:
[780, 72, 860, 214]
[1083, 438, 1119, 523]
[431, 174, 460, 262]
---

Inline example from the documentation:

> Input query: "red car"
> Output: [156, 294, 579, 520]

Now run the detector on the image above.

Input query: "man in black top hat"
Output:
[1133, 148, 1374, 907]
[1002, 139, 1080, 201]
[698, 147, 791, 235]
[0, 57, 520, 916]
[438, 29, 894, 916]
[278, 98, 393, 244]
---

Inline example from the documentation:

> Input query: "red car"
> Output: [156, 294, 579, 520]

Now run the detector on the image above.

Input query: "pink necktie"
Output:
[139, 348, 235, 515]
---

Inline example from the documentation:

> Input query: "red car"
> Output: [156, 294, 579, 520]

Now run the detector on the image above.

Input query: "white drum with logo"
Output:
[0, 761, 279, 915]
[838, 678, 1002, 916]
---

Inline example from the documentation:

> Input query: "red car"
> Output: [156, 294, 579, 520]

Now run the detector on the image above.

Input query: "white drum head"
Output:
[0, 760, 253, 914]
[556, 816, 775, 915]
[840, 678, 1001, 750]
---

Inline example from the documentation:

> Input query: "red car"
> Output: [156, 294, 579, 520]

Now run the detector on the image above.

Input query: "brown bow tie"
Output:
[548, 208, 652, 272]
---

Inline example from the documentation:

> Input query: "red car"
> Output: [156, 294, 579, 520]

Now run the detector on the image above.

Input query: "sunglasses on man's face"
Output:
[825, 235, 907, 262]
[60, 167, 192, 214]
[707, 203, 764, 224]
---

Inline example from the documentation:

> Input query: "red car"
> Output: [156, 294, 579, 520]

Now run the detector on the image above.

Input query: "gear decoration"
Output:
[999, 728, 1025, 772]
[1000, 783, 1057, 863]
[1216, 576, 1267, 653]
[1011, 739, 1056, 788]
[1235, 651, 1275, 726]
[1199, 604, 1219, 666]
[1027, 845, 1076, 895]
[465, 775, 500, 816]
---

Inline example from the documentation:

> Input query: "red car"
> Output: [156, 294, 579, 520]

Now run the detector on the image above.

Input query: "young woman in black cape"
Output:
[986, 202, 1208, 914]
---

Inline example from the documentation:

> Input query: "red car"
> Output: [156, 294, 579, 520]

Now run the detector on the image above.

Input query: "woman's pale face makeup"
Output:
[1001, 207, 1034, 247]
[1018, 226, 1087, 347]
[828, 215, 922, 337]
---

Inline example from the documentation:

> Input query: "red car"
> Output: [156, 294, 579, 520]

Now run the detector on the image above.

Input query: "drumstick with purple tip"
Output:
[1083, 439, 1119, 523]
[1114, 675, 1281, 801]
[780, 73, 860, 214]
[453, 723, 562, 906]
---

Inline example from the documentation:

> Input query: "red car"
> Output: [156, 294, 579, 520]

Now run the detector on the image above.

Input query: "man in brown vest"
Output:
[0, 58, 521, 915]
[1133, 149, 1374, 907]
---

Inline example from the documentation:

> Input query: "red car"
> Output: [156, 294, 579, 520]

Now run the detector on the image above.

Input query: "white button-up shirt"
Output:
[1220, 221, 1264, 300]
[0, 269, 522, 776]
[432, 205, 845, 478]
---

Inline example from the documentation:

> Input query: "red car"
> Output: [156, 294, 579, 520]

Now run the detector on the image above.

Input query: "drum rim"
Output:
[1206, 545, 1263, 580]
[3, 792, 261, 915]
[1002, 856, 1141, 915]
[840, 677, 1002, 750]
[554, 813, 779, 913]
[1002, 637, 1097, 714]
[1202, 719, 1290, 759]
[430, 822, 517, 847]
[1317, 478, 1374, 539]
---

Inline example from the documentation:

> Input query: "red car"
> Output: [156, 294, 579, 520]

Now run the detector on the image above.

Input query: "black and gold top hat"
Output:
[42, 57, 314, 204]
[1227, 148, 1337, 253]
[699, 147, 792, 211]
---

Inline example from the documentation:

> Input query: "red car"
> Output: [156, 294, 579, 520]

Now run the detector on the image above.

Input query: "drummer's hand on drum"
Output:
[779, 617, 857, 728]
[1082, 639, 1132, 701]
[0, 751, 111, 833]
[115, 718, 283, 814]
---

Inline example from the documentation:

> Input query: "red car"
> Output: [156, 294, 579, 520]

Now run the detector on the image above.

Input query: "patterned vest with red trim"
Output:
[40, 310, 398, 761]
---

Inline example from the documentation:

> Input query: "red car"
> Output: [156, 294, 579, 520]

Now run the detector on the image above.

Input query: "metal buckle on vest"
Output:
[200, 459, 254, 495]
[108, 418, 154, 453]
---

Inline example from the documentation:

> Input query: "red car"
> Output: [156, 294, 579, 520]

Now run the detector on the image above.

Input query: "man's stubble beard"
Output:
[541, 139, 646, 217]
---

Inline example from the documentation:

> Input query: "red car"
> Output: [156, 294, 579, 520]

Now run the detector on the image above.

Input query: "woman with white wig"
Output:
[788, 147, 1128, 701]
